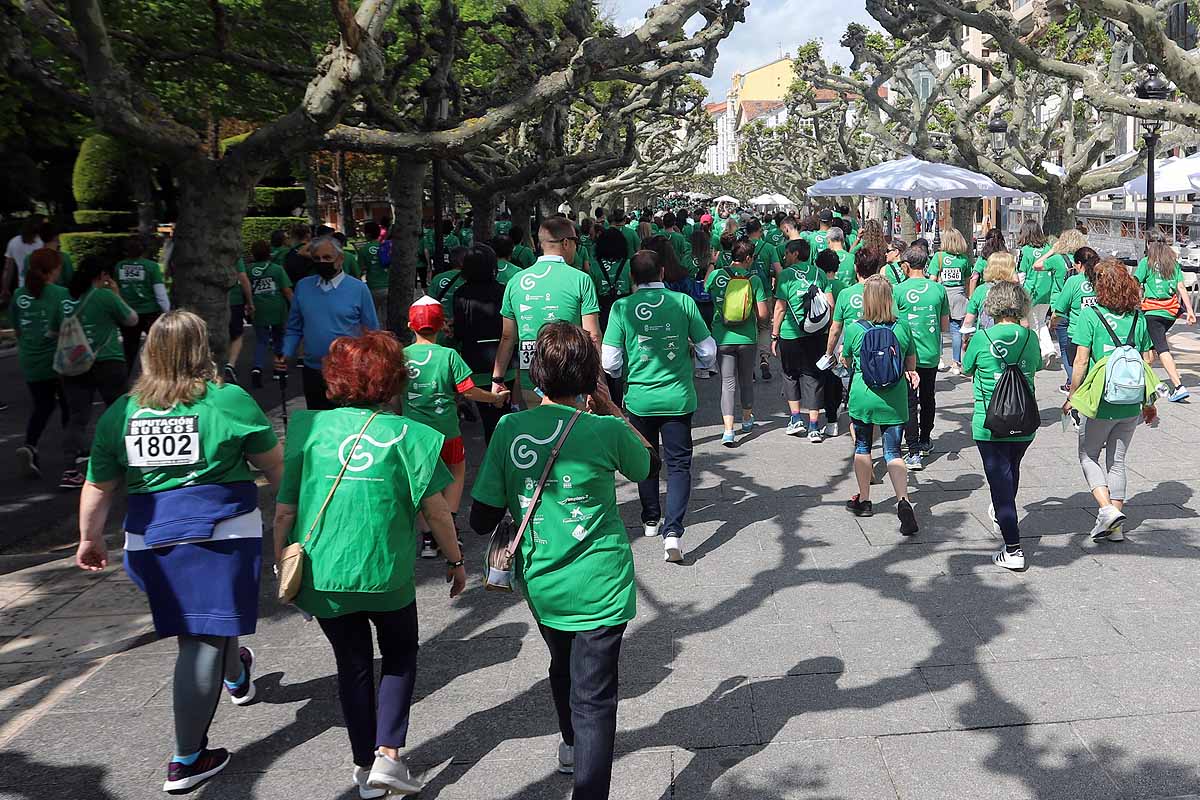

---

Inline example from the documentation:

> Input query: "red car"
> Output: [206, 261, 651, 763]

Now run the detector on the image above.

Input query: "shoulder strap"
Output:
[1126, 309, 1140, 348]
[300, 410, 381, 550]
[435, 272, 463, 301]
[505, 409, 583, 560]
[1094, 307, 1123, 348]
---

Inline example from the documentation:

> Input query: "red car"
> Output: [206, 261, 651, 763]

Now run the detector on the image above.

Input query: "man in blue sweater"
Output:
[278, 235, 379, 409]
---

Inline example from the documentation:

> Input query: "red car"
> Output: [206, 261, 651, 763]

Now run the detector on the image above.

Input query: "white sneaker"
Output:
[1090, 506, 1127, 542]
[663, 535, 683, 563]
[643, 521, 661, 538]
[807, 428, 823, 443]
[948, 363, 962, 377]
[367, 751, 422, 795]
[785, 419, 804, 436]
[1107, 524, 1125, 542]
[419, 535, 437, 559]
[993, 548, 1025, 571]
[354, 766, 387, 799]
[558, 741, 575, 774]
[937, 358, 949, 372]
[824, 422, 838, 438]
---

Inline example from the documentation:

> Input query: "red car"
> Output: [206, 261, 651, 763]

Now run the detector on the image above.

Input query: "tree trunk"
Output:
[171, 162, 257, 364]
[472, 194, 496, 243]
[508, 197, 535, 247]
[1042, 187, 1075, 236]
[386, 158, 427, 341]
[300, 155, 319, 226]
[949, 198, 976, 242]
[130, 157, 158, 239]
[899, 198, 919, 240]
[336, 150, 354, 235]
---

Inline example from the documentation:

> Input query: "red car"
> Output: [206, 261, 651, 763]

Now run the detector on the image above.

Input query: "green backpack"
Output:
[721, 271, 753, 324]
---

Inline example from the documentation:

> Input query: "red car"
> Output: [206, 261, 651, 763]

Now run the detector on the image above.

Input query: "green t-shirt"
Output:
[494, 220, 513, 238]
[832, 249, 856, 286]
[402, 343, 474, 438]
[342, 248, 361, 279]
[1071, 305, 1153, 420]
[750, 238, 778, 290]
[227, 259, 248, 306]
[810, 230, 830, 255]
[883, 262, 908, 287]
[927, 251, 970, 289]
[704, 266, 768, 346]
[512, 243, 537, 269]
[114, 258, 164, 315]
[972, 255, 988, 276]
[764, 224, 785, 248]
[248, 261, 293, 326]
[668, 231, 692, 264]
[471, 404, 650, 630]
[841, 319, 915, 425]
[1019, 245, 1068, 305]
[966, 282, 991, 318]
[833, 282, 867, 325]
[12, 284, 68, 382]
[1135, 259, 1184, 320]
[775, 265, 830, 339]
[497, 259, 521, 285]
[355, 240, 387, 290]
[603, 288, 710, 416]
[22, 250, 75, 287]
[500, 257, 601, 389]
[270, 245, 290, 265]
[63, 287, 134, 363]
[87, 382, 278, 491]
[278, 408, 452, 617]
[1051, 272, 1097, 340]
[962, 324, 1042, 441]
[430, 269, 465, 323]
[620, 227, 640, 260]
[590, 258, 631, 300]
[895, 278, 949, 368]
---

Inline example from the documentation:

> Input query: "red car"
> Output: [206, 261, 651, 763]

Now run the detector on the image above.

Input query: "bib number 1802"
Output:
[124, 415, 202, 468]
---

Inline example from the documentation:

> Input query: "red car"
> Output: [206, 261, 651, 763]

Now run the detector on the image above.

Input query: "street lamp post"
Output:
[988, 110, 1009, 234]
[1134, 66, 1173, 239]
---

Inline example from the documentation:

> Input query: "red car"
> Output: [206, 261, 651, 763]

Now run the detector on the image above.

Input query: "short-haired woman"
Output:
[1136, 232, 1197, 401]
[12, 249, 69, 479]
[841, 277, 920, 535]
[75, 311, 283, 792]
[275, 330, 465, 798]
[961, 251, 1020, 351]
[1065, 262, 1156, 543]
[705, 239, 771, 446]
[962, 282, 1042, 570]
[471, 321, 651, 800]
[927, 227, 972, 374]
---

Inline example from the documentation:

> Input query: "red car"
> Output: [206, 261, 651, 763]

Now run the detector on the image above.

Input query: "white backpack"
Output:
[53, 291, 100, 376]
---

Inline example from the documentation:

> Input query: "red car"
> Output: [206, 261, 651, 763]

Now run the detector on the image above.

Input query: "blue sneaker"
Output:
[740, 415, 755, 433]
[785, 419, 805, 436]
[1169, 385, 1191, 402]
[905, 453, 924, 471]
[721, 431, 736, 447]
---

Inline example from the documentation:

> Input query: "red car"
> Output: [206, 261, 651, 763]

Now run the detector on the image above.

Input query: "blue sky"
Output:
[603, 0, 877, 100]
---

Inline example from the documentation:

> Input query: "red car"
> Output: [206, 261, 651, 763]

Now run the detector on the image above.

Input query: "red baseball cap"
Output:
[408, 295, 445, 333]
[700, 213, 714, 224]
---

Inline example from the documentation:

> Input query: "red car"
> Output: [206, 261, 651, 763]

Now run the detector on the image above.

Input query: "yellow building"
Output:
[731, 56, 793, 110]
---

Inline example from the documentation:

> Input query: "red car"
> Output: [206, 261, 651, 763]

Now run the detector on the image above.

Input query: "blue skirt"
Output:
[125, 538, 262, 638]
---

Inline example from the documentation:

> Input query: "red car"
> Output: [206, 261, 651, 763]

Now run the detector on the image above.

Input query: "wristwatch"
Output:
[491, 376, 507, 384]
[770, 334, 780, 341]
[446, 558, 465, 568]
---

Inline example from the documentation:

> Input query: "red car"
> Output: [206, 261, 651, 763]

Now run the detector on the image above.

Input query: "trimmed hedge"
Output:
[72, 134, 131, 210]
[72, 210, 136, 231]
[252, 187, 306, 215]
[242, 216, 307, 257]
[61, 232, 130, 273]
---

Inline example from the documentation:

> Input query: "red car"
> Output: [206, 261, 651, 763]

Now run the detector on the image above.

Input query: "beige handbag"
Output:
[484, 410, 581, 592]
[277, 411, 380, 603]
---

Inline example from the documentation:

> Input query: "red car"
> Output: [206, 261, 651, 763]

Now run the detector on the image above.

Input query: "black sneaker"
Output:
[59, 468, 85, 489]
[250, 368, 263, 389]
[760, 359, 772, 380]
[225, 646, 256, 706]
[897, 498, 919, 535]
[918, 440, 933, 457]
[223, 363, 238, 385]
[163, 748, 231, 792]
[420, 535, 437, 559]
[846, 495, 873, 517]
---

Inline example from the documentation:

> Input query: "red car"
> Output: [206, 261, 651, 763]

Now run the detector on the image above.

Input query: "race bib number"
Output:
[125, 416, 201, 468]
[519, 340, 537, 370]
[1080, 296, 1098, 308]
[941, 267, 962, 283]
[119, 264, 145, 282]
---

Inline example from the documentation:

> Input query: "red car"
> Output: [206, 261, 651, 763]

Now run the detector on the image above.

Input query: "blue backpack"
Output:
[857, 320, 903, 389]
[1095, 308, 1146, 405]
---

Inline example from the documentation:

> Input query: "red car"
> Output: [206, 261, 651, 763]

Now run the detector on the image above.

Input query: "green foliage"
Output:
[72, 210, 136, 231]
[251, 187, 306, 214]
[220, 132, 252, 154]
[72, 134, 131, 210]
[241, 216, 306, 256]
[61, 232, 129, 272]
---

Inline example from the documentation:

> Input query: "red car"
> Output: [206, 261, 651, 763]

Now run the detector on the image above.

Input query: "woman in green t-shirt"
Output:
[12, 250, 68, 479]
[841, 277, 919, 535]
[928, 228, 972, 373]
[961, 251, 1020, 353]
[1032, 228, 1086, 388]
[968, 228, 1007, 296]
[470, 322, 652, 798]
[1015, 219, 1065, 366]
[1050, 245, 1100, 392]
[1064, 262, 1157, 544]
[962, 281, 1041, 571]
[1135, 233, 1197, 401]
[246, 240, 294, 388]
[274, 330, 465, 798]
[59, 262, 139, 489]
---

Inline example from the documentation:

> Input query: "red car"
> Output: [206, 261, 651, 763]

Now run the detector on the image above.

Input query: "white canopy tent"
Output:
[1125, 155, 1191, 196]
[807, 156, 1035, 200]
[747, 193, 775, 206]
[712, 195, 739, 204]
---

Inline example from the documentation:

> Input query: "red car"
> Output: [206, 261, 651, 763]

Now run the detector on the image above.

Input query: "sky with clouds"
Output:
[601, 0, 878, 101]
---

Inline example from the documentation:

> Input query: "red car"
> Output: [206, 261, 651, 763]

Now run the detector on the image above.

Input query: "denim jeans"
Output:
[976, 439, 1032, 547]
[851, 418, 904, 462]
[539, 623, 626, 800]
[949, 318, 964, 364]
[252, 324, 284, 371]
[629, 413, 693, 536]
[316, 602, 419, 768]
[1054, 318, 1071, 383]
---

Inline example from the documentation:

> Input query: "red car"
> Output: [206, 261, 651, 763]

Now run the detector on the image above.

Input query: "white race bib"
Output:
[941, 267, 962, 283]
[1080, 296, 1098, 308]
[518, 339, 537, 370]
[125, 415, 202, 468]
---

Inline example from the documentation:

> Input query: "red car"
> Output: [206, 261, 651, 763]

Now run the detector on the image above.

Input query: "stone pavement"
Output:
[3, 339, 1200, 799]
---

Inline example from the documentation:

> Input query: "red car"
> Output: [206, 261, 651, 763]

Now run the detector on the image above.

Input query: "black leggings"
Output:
[122, 311, 161, 373]
[25, 379, 68, 448]
[904, 367, 938, 453]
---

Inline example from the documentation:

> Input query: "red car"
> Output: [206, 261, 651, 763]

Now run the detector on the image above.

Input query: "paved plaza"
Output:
[2, 340, 1200, 799]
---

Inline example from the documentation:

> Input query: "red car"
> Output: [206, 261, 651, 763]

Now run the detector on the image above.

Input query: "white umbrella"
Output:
[1127, 154, 1199, 196]
[747, 193, 774, 206]
[712, 195, 739, 204]
[770, 193, 796, 206]
[807, 156, 1034, 200]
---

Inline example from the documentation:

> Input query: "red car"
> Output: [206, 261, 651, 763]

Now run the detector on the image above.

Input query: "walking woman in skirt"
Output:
[75, 310, 283, 793]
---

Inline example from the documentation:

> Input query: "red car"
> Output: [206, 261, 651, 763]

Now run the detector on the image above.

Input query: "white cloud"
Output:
[606, 0, 879, 100]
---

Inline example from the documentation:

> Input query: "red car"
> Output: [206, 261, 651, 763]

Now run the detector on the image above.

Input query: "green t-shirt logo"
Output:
[519, 264, 554, 290]
[984, 327, 1024, 361]
[510, 420, 566, 469]
[338, 426, 409, 473]
[710, 271, 730, 291]
[903, 281, 931, 305]
[635, 294, 665, 320]
[406, 349, 432, 379]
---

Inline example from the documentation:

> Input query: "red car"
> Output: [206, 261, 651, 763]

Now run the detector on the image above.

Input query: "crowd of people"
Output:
[9, 199, 1181, 798]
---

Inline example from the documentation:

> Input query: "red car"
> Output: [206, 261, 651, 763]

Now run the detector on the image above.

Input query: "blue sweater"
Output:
[283, 275, 379, 368]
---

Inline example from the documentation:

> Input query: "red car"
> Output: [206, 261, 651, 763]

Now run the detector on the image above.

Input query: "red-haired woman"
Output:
[274, 330, 466, 799]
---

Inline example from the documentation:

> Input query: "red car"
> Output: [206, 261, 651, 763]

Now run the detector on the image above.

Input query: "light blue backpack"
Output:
[1094, 309, 1146, 405]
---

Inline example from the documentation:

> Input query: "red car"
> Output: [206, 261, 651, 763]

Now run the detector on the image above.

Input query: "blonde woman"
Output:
[961, 251, 1022, 351]
[1034, 228, 1088, 387]
[75, 311, 284, 793]
[1136, 231, 1198, 401]
[927, 228, 972, 373]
